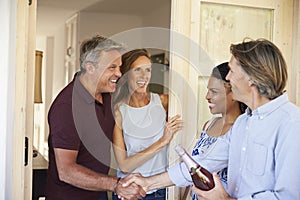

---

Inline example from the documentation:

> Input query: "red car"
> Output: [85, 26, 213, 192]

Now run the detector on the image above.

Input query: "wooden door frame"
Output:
[0, 0, 36, 199]
[290, 0, 300, 105]
[16, 0, 36, 199]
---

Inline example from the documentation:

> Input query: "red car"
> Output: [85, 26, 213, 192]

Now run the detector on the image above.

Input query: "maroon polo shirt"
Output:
[45, 73, 115, 200]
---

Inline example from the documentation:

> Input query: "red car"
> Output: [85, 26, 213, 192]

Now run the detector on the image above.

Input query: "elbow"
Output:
[57, 165, 70, 182]
[118, 163, 131, 174]
[120, 169, 130, 174]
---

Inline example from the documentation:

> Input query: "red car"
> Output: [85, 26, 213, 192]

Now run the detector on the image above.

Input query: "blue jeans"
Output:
[112, 188, 166, 200]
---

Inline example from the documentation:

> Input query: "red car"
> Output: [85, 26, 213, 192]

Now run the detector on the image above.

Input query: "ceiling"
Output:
[37, 0, 167, 36]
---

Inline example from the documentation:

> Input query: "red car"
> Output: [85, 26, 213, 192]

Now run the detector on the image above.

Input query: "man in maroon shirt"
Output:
[45, 35, 146, 200]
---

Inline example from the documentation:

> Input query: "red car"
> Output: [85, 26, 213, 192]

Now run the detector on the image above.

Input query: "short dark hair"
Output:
[211, 62, 230, 82]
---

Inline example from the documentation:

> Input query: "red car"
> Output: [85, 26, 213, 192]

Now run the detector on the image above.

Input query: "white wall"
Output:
[142, 2, 171, 94]
[78, 12, 143, 41]
[52, 25, 67, 99]
[43, 3, 172, 105]
[35, 36, 47, 156]
[48, 11, 146, 98]
[43, 37, 55, 158]
[47, 7, 172, 95]
[35, 27, 65, 158]
[143, 2, 171, 28]
[0, 0, 16, 199]
[75, 11, 144, 72]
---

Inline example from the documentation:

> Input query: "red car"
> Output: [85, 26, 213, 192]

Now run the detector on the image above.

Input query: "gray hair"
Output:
[79, 35, 125, 73]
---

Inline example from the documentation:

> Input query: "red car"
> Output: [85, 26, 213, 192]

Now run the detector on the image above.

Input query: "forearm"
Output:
[167, 162, 193, 187]
[146, 172, 174, 191]
[58, 163, 117, 191]
[117, 139, 166, 173]
[123, 172, 174, 192]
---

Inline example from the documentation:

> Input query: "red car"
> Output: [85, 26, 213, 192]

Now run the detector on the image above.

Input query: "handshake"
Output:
[113, 172, 170, 200]
[114, 173, 148, 200]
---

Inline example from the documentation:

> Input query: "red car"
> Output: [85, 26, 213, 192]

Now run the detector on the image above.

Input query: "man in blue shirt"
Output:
[192, 38, 300, 199]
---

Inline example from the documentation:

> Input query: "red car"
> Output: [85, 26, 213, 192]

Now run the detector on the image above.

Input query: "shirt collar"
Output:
[247, 93, 288, 119]
[73, 73, 95, 104]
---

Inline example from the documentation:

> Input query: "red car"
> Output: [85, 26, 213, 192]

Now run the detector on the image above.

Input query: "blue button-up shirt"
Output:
[168, 94, 300, 199]
[228, 93, 300, 199]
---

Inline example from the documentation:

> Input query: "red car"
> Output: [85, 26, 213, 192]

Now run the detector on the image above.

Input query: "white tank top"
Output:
[117, 93, 168, 178]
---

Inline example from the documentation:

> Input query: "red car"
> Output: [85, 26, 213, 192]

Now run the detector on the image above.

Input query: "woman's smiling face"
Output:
[127, 55, 152, 94]
[206, 76, 231, 115]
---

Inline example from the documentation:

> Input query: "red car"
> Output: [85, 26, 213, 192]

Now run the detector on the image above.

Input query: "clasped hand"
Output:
[116, 173, 149, 200]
